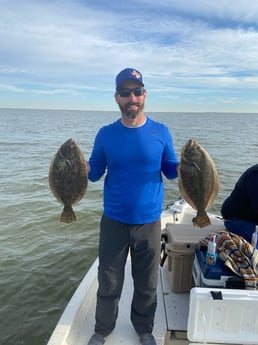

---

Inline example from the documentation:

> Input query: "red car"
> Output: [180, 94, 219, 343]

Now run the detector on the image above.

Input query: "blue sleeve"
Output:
[161, 126, 178, 179]
[88, 128, 107, 182]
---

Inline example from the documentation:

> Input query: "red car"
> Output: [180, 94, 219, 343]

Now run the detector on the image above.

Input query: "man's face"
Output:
[115, 80, 146, 120]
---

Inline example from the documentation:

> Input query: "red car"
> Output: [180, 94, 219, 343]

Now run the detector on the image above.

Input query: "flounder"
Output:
[49, 139, 88, 223]
[178, 139, 219, 228]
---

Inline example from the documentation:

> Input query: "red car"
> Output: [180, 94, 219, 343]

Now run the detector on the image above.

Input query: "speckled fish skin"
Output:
[49, 139, 88, 223]
[178, 139, 219, 228]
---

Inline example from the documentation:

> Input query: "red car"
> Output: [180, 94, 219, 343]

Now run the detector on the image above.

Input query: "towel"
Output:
[200, 231, 258, 289]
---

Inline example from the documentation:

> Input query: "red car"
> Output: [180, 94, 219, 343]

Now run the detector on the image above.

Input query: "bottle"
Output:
[251, 226, 258, 249]
[206, 234, 217, 266]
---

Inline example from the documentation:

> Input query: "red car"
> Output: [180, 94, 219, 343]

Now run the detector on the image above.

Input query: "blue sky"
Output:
[1, 0, 258, 112]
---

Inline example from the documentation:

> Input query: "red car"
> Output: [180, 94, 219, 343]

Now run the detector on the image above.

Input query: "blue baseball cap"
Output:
[116, 68, 144, 89]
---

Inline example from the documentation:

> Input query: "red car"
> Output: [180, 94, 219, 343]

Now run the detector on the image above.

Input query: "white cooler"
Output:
[188, 287, 258, 344]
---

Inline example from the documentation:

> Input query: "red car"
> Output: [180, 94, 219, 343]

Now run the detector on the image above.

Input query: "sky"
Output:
[1, 0, 258, 112]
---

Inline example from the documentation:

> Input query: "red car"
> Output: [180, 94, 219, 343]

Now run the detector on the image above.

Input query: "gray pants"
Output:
[94, 215, 161, 337]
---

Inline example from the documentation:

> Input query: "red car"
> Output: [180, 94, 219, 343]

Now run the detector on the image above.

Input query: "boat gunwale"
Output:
[47, 258, 99, 344]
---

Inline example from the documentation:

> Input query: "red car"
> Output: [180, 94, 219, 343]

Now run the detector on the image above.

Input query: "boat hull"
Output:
[47, 200, 258, 345]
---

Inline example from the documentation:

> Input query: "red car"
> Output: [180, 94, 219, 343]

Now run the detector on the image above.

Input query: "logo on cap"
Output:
[131, 70, 141, 80]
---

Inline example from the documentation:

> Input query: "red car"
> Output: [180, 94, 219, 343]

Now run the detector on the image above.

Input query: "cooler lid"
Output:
[165, 224, 223, 252]
[187, 287, 258, 344]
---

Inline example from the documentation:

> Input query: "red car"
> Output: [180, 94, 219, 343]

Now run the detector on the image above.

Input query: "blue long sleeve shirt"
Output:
[88, 117, 178, 224]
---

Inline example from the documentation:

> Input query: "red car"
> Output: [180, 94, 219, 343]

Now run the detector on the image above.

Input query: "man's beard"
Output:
[119, 102, 144, 119]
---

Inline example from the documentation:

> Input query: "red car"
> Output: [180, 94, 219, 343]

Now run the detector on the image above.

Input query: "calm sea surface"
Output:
[1, 109, 258, 345]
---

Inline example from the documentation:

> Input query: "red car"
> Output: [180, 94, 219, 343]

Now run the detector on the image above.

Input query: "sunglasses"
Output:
[117, 87, 145, 97]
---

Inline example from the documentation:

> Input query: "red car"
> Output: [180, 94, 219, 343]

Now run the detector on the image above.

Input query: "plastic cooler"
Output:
[188, 287, 258, 344]
[193, 246, 237, 288]
[164, 223, 224, 293]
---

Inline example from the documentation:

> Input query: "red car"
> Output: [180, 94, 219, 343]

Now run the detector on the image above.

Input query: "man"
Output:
[221, 164, 258, 244]
[87, 68, 178, 345]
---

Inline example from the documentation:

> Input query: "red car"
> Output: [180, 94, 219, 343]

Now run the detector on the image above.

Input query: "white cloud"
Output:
[0, 84, 25, 92]
[0, 0, 258, 111]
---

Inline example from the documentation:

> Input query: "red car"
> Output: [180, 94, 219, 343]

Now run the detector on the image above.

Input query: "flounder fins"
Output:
[192, 213, 211, 228]
[60, 205, 77, 223]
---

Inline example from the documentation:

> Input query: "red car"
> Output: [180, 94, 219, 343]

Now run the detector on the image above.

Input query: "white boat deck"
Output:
[47, 201, 194, 345]
[161, 267, 189, 332]
[48, 256, 168, 345]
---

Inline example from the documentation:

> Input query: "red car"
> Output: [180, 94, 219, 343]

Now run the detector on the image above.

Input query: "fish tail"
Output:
[192, 212, 211, 228]
[60, 205, 77, 223]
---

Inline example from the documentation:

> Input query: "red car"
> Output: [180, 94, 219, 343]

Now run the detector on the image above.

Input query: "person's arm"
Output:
[247, 172, 258, 216]
[88, 129, 107, 182]
[161, 126, 179, 179]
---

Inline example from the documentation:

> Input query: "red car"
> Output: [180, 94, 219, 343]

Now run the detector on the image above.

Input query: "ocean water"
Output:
[0, 108, 257, 345]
